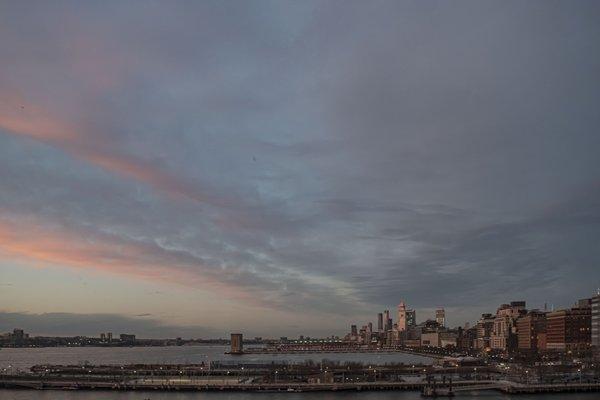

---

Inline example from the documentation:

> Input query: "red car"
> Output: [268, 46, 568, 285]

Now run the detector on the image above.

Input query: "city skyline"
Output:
[1, 1, 600, 338]
[2, 289, 597, 343]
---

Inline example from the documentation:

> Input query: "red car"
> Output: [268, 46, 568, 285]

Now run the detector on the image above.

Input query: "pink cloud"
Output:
[0, 215, 263, 307]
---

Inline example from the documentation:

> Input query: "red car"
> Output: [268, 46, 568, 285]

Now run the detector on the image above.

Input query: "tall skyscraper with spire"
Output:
[398, 301, 407, 331]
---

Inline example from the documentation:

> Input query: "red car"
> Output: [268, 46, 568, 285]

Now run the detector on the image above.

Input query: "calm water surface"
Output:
[0, 346, 433, 370]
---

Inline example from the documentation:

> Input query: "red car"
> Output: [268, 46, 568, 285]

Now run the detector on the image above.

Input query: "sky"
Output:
[1, 0, 600, 338]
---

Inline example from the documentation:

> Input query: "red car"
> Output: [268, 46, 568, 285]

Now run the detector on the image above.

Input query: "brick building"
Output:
[516, 310, 547, 352]
[546, 300, 591, 352]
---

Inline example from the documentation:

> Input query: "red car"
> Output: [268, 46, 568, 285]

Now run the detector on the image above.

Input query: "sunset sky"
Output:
[1, 0, 600, 338]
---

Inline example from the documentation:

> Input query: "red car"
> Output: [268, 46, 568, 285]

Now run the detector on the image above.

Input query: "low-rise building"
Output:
[440, 331, 458, 348]
[421, 332, 440, 347]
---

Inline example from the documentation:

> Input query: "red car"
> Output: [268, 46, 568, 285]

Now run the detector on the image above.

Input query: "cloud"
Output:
[0, 213, 276, 309]
[0, 1, 600, 335]
[0, 95, 238, 209]
[350, 186, 600, 322]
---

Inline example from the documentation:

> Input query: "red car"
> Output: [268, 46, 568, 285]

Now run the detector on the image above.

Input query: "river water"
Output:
[0, 346, 597, 399]
[0, 346, 433, 370]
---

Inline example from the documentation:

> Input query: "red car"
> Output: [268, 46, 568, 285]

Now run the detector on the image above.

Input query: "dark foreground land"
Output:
[2, 361, 600, 395]
[3, 376, 600, 395]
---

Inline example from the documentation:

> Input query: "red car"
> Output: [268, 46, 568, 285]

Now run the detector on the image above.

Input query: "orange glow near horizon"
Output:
[0, 217, 260, 307]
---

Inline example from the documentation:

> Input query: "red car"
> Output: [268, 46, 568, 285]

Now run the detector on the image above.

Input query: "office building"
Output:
[546, 300, 591, 352]
[491, 301, 526, 352]
[384, 310, 391, 331]
[398, 301, 407, 332]
[475, 313, 495, 350]
[592, 293, 600, 349]
[406, 309, 416, 328]
[436, 309, 445, 327]
[516, 310, 547, 352]
[377, 313, 384, 332]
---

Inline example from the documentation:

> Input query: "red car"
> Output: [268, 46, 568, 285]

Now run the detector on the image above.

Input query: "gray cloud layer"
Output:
[1, 0, 599, 334]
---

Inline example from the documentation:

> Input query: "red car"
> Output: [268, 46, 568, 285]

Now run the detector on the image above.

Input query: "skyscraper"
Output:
[377, 313, 383, 332]
[436, 309, 446, 327]
[406, 309, 416, 327]
[397, 301, 407, 331]
[435, 308, 446, 326]
[384, 309, 391, 331]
